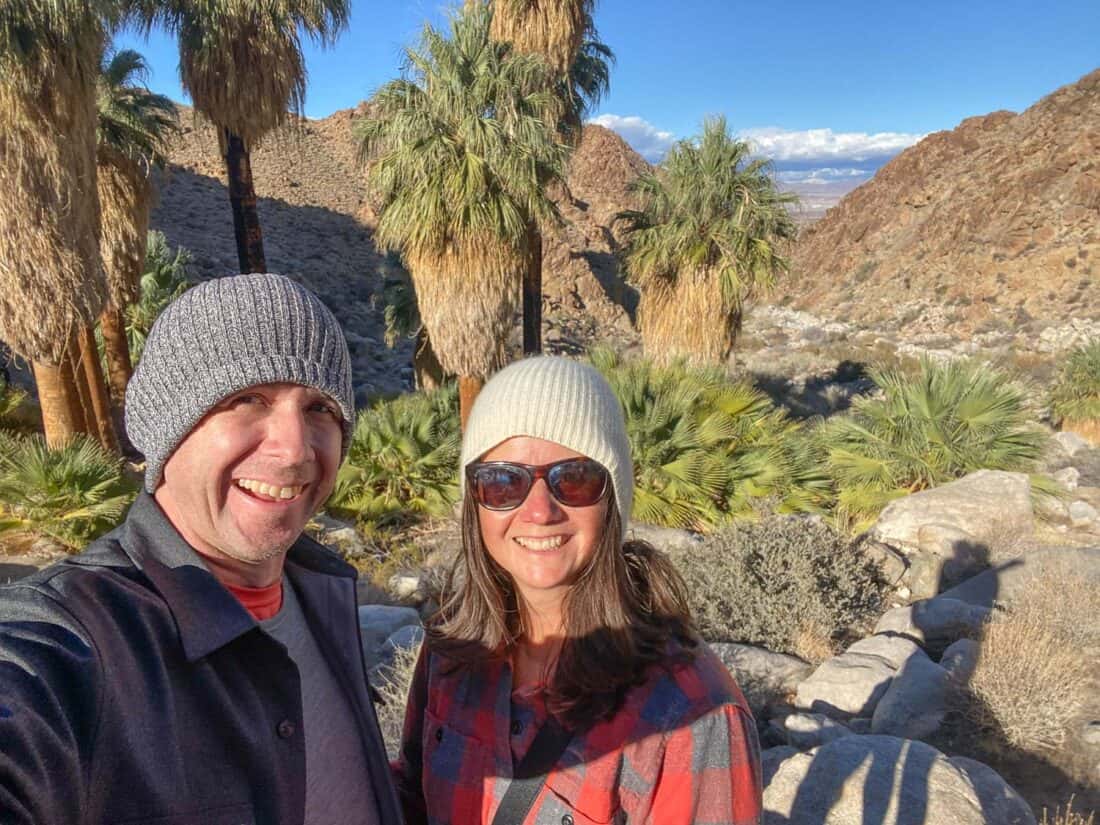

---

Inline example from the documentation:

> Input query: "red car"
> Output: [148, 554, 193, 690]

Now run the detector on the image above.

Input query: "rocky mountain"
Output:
[782, 69, 1100, 338]
[152, 113, 646, 397]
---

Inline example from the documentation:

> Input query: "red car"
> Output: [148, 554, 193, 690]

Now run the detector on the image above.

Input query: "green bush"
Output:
[0, 433, 137, 551]
[1049, 338, 1100, 424]
[672, 515, 887, 660]
[0, 375, 36, 435]
[327, 384, 460, 530]
[127, 231, 191, 364]
[818, 357, 1049, 530]
[590, 348, 831, 530]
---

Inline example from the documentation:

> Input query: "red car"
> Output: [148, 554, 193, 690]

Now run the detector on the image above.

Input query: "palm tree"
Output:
[620, 116, 798, 367]
[0, 0, 119, 448]
[140, 0, 349, 273]
[479, 0, 611, 354]
[357, 4, 568, 427]
[96, 47, 179, 410]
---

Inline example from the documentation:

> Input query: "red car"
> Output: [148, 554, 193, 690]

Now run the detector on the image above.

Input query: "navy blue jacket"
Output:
[0, 493, 402, 824]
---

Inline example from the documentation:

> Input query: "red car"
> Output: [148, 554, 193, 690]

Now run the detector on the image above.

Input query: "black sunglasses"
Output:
[465, 458, 610, 511]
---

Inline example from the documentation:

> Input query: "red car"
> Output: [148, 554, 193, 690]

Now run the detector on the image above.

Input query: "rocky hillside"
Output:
[152, 112, 646, 396]
[783, 69, 1100, 338]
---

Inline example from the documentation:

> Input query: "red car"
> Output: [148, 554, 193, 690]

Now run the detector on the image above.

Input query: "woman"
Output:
[395, 356, 762, 825]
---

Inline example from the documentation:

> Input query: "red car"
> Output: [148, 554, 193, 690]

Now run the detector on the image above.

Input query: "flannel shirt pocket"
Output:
[540, 774, 622, 825]
[423, 708, 493, 823]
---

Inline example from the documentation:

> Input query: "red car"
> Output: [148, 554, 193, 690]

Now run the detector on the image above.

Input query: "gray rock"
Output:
[709, 643, 814, 716]
[871, 654, 950, 739]
[858, 540, 908, 586]
[625, 522, 703, 553]
[917, 524, 990, 585]
[763, 735, 1036, 825]
[906, 550, 946, 600]
[795, 636, 923, 719]
[1052, 466, 1081, 491]
[783, 713, 854, 749]
[940, 638, 981, 684]
[313, 512, 369, 557]
[940, 546, 1100, 609]
[1069, 499, 1100, 528]
[869, 470, 1033, 556]
[1080, 721, 1100, 746]
[761, 746, 800, 787]
[389, 571, 430, 602]
[1053, 431, 1090, 457]
[358, 605, 421, 669]
[874, 598, 990, 650]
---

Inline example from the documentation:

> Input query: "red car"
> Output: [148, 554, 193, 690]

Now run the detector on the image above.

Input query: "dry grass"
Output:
[793, 618, 838, 664]
[638, 271, 732, 366]
[375, 639, 423, 756]
[1042, 798, 1096, 825]
[961, 558, 1097, 754]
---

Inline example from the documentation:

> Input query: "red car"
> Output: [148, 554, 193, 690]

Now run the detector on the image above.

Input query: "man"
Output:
[0, 274, 401, 824]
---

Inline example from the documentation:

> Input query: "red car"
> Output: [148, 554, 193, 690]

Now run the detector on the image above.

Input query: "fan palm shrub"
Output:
[0, 432, 137, 551]
[1049, 338, 1100, 443]
[327, 385, 461, 530]
[590, 348, 828, 530]
[125, 232, 192, 365]
[357, 4, 569, 426]
[96, 47, 179, 406]
[619, 116, 798, 366]
[819, 357, 1050, 529]
[0, 377, 34, 435]
[138, 0, 349, 273]
[1, 0, 119, 446]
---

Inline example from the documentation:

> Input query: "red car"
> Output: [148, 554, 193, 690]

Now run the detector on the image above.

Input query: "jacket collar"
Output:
[118, 492, 355, 662]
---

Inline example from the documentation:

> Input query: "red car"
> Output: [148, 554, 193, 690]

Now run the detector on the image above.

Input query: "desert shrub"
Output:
[672, 515, 887, 660]
[127, 231, 191, 364]
[375, 639, 422, 758]
[590, 348, 832, 530]
[327, 385, 460, 530]
[0, 433, 137, 551]
[818, 357, 1049, 529]
[0, 375, 36, 434]
[959, 559, 1096, 755]
[1049, 338, 1100, 424]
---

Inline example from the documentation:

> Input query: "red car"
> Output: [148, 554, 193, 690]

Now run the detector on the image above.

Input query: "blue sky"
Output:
[115, 1, 1099, 192]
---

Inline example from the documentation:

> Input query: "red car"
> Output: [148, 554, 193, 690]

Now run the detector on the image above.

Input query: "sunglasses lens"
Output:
[472, 465, 531, 510]
[548, 460, 608, 507]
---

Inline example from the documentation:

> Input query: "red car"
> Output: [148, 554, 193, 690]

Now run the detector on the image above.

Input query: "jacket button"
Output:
[510, 720, 523, 736]
[435, 727, 444, 742]
[277, 719, 296, 739]
[561, 816, 573, 825]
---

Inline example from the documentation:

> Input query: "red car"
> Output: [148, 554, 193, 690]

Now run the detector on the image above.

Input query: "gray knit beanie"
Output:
[460, 356, 633, 522]
[125, 273, 355, 493]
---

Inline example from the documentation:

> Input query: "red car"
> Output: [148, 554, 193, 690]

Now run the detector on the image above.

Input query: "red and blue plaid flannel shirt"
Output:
[394, 642, 762, 825]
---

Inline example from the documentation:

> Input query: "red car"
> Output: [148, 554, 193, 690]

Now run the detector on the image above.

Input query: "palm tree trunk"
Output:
[66, 340, 96, 438]
[458, 375, 483, 432]
[522, 222, 543, 355]
[77, 326, 119, 453]
[223, 128, 266, 273]
[33, 355, 84, 449]
[99, 303, 132, 405]
[413, 327, 445, 391]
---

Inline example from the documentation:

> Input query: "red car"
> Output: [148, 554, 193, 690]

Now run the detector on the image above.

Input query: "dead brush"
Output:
[1042, 797, 1096, 825]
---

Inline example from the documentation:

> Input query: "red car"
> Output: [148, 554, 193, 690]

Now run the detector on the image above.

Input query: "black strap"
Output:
[491, 717, 573, 825]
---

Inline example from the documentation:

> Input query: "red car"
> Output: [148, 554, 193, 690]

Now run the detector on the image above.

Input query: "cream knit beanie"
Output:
[460, 356, 633, 522]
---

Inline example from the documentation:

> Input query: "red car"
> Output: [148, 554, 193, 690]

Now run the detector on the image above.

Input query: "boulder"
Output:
[905, 551, 944, 600]
[857, 540, 908, 586]
[870, 654, 950, 739]
[1052, 430, 1090, 457]
[625, 522, 704, 554]
[358, 605, 421, 669]
[709, 643, 814, 716]
[762, 736, 1036, 825]
[869, 470, 1033, 557]
[795, 636, 923, 719]
[1069, 499, 1100, 529]
[939, 546, 1100, 608]
[873, 598, 990, 651]
[940, 638, 981, 684]
[1051, 466, 1081, 491]
[917, 524, 990, 585]
[783, 713, 854, 749]
[761, 746, 800, 786]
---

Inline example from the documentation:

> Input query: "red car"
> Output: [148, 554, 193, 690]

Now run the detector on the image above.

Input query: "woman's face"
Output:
[476, 436, 608, 612]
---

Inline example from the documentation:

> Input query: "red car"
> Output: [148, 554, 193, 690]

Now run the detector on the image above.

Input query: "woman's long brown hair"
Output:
[427, 488, 697, 728]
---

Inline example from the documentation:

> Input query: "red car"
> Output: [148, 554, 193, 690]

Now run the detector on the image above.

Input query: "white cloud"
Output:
[588, 114, 676, 163]
[776, 167, 872, 185]
[738, 127, 924, 164]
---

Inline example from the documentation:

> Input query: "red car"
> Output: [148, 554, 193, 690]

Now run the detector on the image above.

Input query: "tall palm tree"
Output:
[96, 47, 179, 409]
[357, 4, 568, 427]
[480, 0, 611, 354]
[140, 0, 348, 273]
[0, 0, 119, 448]
[620, 116, 798, 367]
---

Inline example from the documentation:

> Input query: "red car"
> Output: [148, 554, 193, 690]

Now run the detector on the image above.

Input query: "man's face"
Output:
[154, 383, 344, 586]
